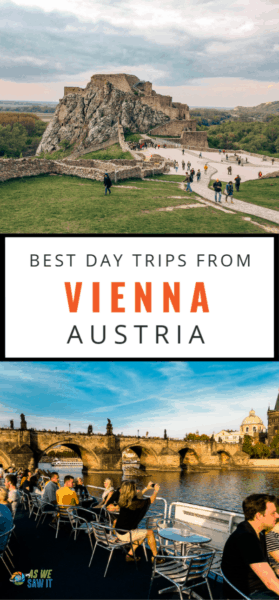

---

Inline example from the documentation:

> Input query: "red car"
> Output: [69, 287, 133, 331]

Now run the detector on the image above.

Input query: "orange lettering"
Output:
[135, 282, 152, 313]
[111, 282, 125, 313]
[64, 282, 82, 313]
[163, 282, 180, 313]
[92, 282, 100, 313]
[190, 283, 209, 313]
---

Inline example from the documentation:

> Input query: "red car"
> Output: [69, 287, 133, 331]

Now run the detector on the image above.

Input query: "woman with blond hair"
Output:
[110, 480, 164, 563]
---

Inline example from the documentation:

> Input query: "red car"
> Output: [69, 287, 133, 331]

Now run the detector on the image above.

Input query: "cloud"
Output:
[0, 0, 279, 86]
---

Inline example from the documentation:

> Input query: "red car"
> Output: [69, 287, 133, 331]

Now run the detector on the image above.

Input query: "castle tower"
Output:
[267, 391, 279, 444]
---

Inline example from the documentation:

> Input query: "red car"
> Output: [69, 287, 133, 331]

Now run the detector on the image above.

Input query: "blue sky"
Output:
[0, 0, 279, 105]
[0, 362, 278, 437]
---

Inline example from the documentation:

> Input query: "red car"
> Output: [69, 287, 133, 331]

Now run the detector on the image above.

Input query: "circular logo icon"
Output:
[10, 572, 25, 585]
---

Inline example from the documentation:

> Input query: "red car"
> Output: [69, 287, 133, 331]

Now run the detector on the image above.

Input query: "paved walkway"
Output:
[141, 147, 279, 225]
[188, 165, 279, 225]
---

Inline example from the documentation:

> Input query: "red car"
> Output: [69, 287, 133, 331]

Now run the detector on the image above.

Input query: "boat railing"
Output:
[168, 501, 243, 534]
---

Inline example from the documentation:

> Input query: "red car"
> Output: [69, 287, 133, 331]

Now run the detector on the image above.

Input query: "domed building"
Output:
[240, 409, 266, 438]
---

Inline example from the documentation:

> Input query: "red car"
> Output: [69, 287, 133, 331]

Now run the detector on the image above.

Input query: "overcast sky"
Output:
[0, 0, 279, 106]
[0, 361, 278, 437]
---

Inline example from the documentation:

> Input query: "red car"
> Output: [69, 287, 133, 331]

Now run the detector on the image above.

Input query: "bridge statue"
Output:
[164, 429, 168, 439]
[20, 413, 27, 430]
[10, 420, 14, 429]
[106, 419, 113, 435]
[87, 424, 93, 435]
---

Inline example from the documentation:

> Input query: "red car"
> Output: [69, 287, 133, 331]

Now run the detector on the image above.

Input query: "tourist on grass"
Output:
[183, 173, 192, 193]
[222, 493, 279, 599]
[5, 475, 20, 518]
[213, 179, 222, 203]
[225, 181, 234, 204]
[42, 472, 59, 507]
[56, 475, 79, 507]
[104, 173, 112, 196]
[111, 480, 164, 564]
[235, 175, 241, 191]
[197, 169, 201, 181]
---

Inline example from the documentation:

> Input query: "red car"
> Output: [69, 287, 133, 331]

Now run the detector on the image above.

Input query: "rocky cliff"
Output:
[36, 79, 170, 156]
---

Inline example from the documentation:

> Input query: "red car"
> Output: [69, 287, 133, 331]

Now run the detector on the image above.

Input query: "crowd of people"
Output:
[0, 463, 165, 568]
[4, 464, 279, 597]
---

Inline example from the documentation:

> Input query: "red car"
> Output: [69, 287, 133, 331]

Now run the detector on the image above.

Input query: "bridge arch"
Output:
[217, 450, 232, 466]
[38, 440, 101, 472]
[0, 448, 11, 469]
[179, 447, 200, 468]
[121, 443, 159, 470]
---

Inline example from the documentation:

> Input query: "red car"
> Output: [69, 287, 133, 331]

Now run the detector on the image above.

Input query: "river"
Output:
[38, 465, 279, 513]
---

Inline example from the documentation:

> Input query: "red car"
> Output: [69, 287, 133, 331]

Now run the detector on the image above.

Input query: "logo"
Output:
[10, 572, 26, 586]
[9, 570, 53, 588]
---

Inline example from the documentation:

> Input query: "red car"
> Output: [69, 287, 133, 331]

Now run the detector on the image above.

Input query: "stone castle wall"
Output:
[181, 131, 209, 148]
[150, 120, 197, 137]
[0, 157, 165, 185]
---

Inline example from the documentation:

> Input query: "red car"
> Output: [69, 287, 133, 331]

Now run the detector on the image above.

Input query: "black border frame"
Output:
[1, 233, 278, 362]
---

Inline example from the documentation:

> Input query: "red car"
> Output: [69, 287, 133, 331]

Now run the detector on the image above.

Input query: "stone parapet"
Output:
[0, 157, 165, 184]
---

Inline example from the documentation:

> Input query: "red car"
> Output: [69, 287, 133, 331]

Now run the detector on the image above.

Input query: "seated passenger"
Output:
[266, 502, 279, 576]
[222, 493, 279, 599]
[56, 475, 79, 507]
[42, 472, 59, 508]
[110, 480, 164, 563]
[75, 477, 89, 498]
[20, 469, 29, 487]
[0, 489, 13, 553]
[20, 470, 35, 495]
[5, 475, 20, 518]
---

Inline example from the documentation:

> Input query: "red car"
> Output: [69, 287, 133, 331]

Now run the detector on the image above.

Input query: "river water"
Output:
[38, 465, 279, 513]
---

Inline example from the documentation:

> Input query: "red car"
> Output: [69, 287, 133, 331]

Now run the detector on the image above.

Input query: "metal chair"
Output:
[54, 505, 78, 538]
[0, 526, 15, 576]
[221, 568, 250, 600]
[68, 510, 96, 566]
[89, 522, 147, 576]
[148, 550, 215, 600]
[35, 499, 58, 528]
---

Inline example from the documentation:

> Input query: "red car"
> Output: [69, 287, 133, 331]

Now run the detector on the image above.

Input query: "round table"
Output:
[158, 527, 211, 555]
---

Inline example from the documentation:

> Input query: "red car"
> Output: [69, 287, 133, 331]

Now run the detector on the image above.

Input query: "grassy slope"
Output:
[0, 174, 275, 234]
[209, 178, 279, 211]
[79, 144, 133, 160]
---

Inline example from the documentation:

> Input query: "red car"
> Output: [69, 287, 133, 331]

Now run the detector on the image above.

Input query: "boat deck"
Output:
[1, 506, 224, 599]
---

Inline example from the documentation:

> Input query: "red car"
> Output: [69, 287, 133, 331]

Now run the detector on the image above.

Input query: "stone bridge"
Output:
[0, 428, 250, 473]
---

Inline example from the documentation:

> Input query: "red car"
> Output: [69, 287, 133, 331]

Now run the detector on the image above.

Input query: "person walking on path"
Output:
[204, 164, 208, 175]
[226, 154, 228, 160]
[182, 148, 184, 155]
[227, 165, 232, 175]
[225, 181, 234, 204]
[258, 171, 262, 178]
[187, 161, 191, 170]
[196, 169, 201, 181]
[213, 178, 222, 203]
[184, 172, 192, 193]
[182, 160, 185, 170]
[199, 151, 202, 158]
[104, 173, 112, 195]
[272, 158, 275, 165]
[234, 174, 241, 192]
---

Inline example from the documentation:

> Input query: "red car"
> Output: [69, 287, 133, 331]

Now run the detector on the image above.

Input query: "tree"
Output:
[242, 434, 253, 455]
[251, 443, 270, 458]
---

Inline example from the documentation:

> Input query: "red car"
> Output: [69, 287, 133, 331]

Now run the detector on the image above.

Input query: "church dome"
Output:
[241, 409, 263, 426]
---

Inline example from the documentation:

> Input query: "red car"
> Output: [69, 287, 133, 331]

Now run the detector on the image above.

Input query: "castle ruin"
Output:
[64, 73, 208, 149]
